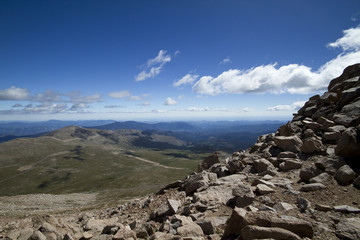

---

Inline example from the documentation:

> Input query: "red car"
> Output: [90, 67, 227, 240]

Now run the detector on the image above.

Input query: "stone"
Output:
[328, 125, 347, 132]
[274, 135, 303, 153]
[334, 165, 356, 184]
[309, 172, 330, 183]
[223, 207, 248, 236]
[113, 228, 137, 240]
[297, 197, 311, 212]
[299, 164, 322, 182]
[323, 131, 341, 142]
[29, 231, 47, 240]
[336, 217, 360, 240]
[226, 159, 245, 174]
[241, 225, 301, 240]
[279, 159, 302, 171]
[209, 163, 230, 178]
[303, 128, 315, 138]
[300, 137, 324, 154]
[253, 158, 273, 173]
[232, 183, 255, 208]
[303, 120, 322, 132]
[39, 222, 56, 233]
[256, 184, 275, 195]
[182, 172, 217, 194]
[197, 220, 214, 235]
[333, 114, 358, 127]
[198, 152, 220, 172]
[167, 199, 181, 214]
[300, 183, 326, 192]
[354, 176, 360, 188]
[84, 219, 106, 232]
[328, 64, 360, 91]
[193, 184, 233, 205]
[277, 121, 300, 136]
[334, 205, 360, 213]
[273, 202, 296, 212]
[177, 223, 204, 237]
[335, 127, 360, 160]
[277, 151, 297, 159]
[315, 204, 333, 211]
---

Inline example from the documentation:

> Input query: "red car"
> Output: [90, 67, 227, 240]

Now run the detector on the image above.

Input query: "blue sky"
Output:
[1, 0, 360, 121]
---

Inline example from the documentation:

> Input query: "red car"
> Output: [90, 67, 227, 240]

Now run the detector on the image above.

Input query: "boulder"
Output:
[354, 176, 360, 188]
[299, 183, 326, 192]
[336, 217, 360, 240]
[279, 159, 302, 171]
[29, 231, 46, 240]
[277, 151, 297, 159]
[274, 135, 303, 153]
[334, 165, 356, 184]
[309, 172, 330, 183]
[299, 164, 322, 182]
[177, 223, 204, 237]
[256, 184, 275, 195]
[193, 184, 233, 205]
[300, 137, 324, 154]
[182, 172, 217, 194]
[232, 183, 255, 208]
[253, 158, 273, 173]
[323, 131, 341, 142]
[198, 152, 220, 172]
[328, 63, 360, 91]
[241, 225, 301, 240]
[277, 121, 300, 136]
[335, 127, 360, 160]
[303, 120, 322, 132]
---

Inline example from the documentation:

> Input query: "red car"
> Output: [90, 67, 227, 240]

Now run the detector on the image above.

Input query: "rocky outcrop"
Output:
[2, 64, 360, 240]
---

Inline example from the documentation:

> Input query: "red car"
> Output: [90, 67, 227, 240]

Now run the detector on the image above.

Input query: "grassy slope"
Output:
[0, 127, 208, 199]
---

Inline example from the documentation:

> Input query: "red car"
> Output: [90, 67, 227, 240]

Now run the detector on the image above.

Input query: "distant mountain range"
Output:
[0, 120, 286, 151]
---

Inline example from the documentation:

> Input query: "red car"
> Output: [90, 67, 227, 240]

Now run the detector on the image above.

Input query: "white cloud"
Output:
[135, 50, 171, 81]
[0, 86, 30, 100]
[164, 97, 177, 105]
[240, 107, 252, 113]
[173, 73, 199, 87]
[193, 26, 360, 96]
[140, 101, 150, 106]
[267, 100, 306, 111]
[104, 105, 125, 108]
[219, 57, 231, 65]
[327, 25, 360, 51]
[108, 90, 131, 98]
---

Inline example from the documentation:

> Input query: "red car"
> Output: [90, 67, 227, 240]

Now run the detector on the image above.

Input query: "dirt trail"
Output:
[124, 154, 183, 170]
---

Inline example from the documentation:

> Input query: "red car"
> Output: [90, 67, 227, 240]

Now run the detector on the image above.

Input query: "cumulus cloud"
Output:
[267, 101, 306, 111]
[193, 26, 360, 96]
[173, 73, 199, 87]
[0, 86, 30, 100]
[164, 97, 177, 105]
[219, 57, 231, 65]
[108, 90, 131, 98]
[135, 50, 171, 81]
[327, 25, 360, 51]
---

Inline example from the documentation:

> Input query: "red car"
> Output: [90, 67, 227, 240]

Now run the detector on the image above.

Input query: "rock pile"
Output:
[2, 64, 360, 239]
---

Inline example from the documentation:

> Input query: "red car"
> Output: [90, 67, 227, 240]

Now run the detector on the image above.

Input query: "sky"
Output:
[1, 0, 360, 122]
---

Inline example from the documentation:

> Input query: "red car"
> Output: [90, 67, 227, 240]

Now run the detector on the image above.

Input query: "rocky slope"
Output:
[2, 64, 360, 240]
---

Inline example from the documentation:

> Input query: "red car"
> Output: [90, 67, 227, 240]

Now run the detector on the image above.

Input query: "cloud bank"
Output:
[192, 25, 360, 95]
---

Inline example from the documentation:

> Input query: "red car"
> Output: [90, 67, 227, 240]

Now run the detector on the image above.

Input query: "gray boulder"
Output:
[274, 135, 303, 153]
[334, 165, 356, 184]
[198, 152, 220, 172]
[336, 217, 360, 240]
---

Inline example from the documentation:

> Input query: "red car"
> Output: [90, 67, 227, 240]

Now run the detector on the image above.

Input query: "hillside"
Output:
[0, 126, 205, 197]
[1, 64, 360, 239]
